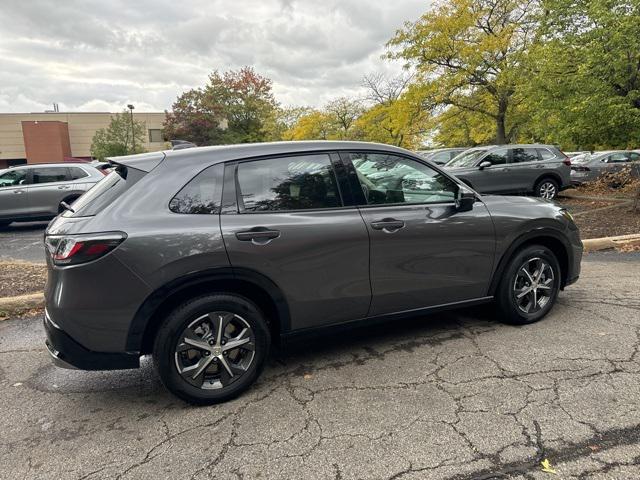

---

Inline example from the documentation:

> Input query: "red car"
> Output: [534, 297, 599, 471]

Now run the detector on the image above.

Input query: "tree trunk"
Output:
[495, 97, 508, 144]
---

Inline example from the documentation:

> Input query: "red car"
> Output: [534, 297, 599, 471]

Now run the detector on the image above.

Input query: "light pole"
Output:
[127, 104, 135, 153]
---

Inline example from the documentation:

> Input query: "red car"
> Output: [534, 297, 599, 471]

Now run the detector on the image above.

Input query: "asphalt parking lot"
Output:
[0, 222, 48, 263]
[0, 252, 639, 479]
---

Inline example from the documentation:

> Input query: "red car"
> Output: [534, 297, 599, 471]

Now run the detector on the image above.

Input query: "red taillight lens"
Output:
[45, 233, 126, 266]
[560, 152, 572, 166]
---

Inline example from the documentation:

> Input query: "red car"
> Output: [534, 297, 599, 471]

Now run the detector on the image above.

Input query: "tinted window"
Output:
[65, 167, 145, 217]
[511, 148, 539, 163]
[67, 167, 89, 180]
[629, 152, 640, 162]
[0, 169, 27, 187]
[430, 151, 451, 163]
[537, 148, 556, 160]
[484, 149, 508, 166]
[237, 155, 341, 212]
[608, 153, 629, 163]
[31, 167, 67, 184]
[349, 153, 457, 205]
[169, 164, 223, 214]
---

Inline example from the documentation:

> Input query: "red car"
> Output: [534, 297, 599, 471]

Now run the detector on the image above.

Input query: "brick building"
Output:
[0, 112, 167, 169]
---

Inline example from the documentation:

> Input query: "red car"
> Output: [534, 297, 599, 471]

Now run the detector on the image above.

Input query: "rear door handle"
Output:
[370, 218, 405, 232]
[57, 185, 71, 190]
[13, 189, 25, 194]
[235, 228, 280, 242]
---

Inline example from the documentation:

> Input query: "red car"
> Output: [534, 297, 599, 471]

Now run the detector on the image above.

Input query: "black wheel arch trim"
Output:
[488, 227, 573, 296]
[125, 266, 291, 352]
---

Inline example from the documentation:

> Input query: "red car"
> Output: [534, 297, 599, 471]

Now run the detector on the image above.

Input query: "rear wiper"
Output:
[60, 201, 75, 213]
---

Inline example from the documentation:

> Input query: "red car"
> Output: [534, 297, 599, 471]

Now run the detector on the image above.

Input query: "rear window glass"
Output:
[169, 164, 223, 214]
[537, 148, 556, 160]
[64, 167, 145, 217]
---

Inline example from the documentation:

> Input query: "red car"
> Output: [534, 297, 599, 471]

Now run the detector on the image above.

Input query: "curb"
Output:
[0, 292, 44, 320]
[583, 234, 640, 252]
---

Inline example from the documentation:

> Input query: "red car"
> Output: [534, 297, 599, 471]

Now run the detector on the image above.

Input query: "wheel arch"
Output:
[488, 229, 571, 296]
[126, 267, 291, 354]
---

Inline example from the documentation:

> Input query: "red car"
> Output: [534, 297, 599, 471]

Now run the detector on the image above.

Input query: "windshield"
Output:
[446, 149, 486, 167]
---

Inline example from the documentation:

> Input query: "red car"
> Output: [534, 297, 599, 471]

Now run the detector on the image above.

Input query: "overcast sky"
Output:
[0, 0, 429, 113]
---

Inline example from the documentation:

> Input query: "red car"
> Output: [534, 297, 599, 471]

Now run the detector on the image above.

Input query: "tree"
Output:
[90, 111, 146, 160]
[522, 0, 640, 149]
[324, 97, 364, 138]
[285, 110, 336, 140]
[387, 0, 539, 144]
[163, 67, 279, 145]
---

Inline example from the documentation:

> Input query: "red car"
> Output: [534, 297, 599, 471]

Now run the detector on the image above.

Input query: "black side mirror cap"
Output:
[456, 187, 476, 212]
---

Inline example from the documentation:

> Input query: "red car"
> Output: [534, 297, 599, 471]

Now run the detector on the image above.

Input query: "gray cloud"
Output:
[0, 0, 428, 112]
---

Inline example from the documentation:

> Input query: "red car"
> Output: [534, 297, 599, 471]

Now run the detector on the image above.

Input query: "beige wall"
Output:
[0, 112, 167, 161]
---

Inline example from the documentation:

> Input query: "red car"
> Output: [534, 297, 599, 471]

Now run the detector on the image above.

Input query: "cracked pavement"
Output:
[1, 252, 639, 479]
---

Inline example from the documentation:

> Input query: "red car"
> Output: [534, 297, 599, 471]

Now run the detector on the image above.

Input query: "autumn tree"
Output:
[90, 111, 146, 160]
[387, 0, 539, 144]
[163, 67, 279, 145]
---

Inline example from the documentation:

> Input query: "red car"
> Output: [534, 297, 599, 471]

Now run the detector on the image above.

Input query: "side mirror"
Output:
[456, 186, 476, 212]
[478, 160, 492, 170]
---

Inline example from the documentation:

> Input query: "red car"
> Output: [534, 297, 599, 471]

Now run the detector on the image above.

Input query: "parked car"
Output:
[570, 150, 640, 185]
[0, 163, 104, 227]
[565, 151, 591, 158]
[444, 144, 572, 199]
[416, 147, 469, 165]
[44, 141, 582, 404]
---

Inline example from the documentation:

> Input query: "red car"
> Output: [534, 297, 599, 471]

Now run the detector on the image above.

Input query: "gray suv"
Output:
[445, 144, 572, 199]
[44, 141, 582, 404]
[0, 163, 103, 227]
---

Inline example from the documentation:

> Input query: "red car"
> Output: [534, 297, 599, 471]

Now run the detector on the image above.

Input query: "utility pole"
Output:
[127, 104, 135, 153]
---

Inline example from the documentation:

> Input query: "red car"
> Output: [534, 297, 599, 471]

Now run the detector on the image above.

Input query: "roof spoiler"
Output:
[107, 151, 166, 173]
[171, 139, 197, 150]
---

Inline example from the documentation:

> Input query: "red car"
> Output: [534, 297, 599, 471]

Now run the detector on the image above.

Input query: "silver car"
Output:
[570, 150, 640, 185]
[445, 144, 572, 199]
[0, 163, 104, 227]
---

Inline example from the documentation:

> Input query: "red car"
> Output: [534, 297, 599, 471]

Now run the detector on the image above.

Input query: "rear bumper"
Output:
[44, 309, 139, 370]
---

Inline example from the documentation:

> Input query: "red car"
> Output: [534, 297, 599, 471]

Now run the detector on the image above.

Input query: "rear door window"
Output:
[31, 167, 68, 184]
[236, 154, 341, 212]
[511, 148, 540, 163]
[537, 148, 556, 160]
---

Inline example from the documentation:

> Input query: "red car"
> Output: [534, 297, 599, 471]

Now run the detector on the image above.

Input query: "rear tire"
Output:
[535, 178, 559, 200]
[153, 293, 271, 405]
[495, 245, 561, 325]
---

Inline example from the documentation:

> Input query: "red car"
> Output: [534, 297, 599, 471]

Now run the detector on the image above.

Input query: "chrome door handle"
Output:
[235, 228, 280, 242]
[370, 218, 405, 232]
[13, 189, 25, 194]
[57, 185, 71, 190]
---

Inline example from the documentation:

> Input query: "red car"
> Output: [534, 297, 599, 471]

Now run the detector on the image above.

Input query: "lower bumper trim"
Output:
[44, 315, 140, 371]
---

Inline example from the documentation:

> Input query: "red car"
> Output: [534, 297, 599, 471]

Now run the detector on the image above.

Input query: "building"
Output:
[0, 112, 167, 169]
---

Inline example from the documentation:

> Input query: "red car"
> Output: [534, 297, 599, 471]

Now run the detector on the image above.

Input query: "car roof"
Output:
[110, 141, 419, 172]
[6, 162, 95, 169]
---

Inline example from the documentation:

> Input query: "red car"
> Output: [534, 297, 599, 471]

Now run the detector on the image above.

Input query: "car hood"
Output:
[444, 165, 478, 174]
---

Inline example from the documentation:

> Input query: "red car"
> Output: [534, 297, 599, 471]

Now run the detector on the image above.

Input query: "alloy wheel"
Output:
[538, 182, 557, 199]
[174, 312, 255, 390]
[512, 257, 555, 314]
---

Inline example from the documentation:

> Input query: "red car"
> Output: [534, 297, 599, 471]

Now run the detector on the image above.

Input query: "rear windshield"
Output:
[63, 166, 145, 217]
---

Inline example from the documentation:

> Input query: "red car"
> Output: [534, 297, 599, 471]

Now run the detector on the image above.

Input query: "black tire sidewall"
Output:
[496, 245, 561, 325]
[536, 178, 558, 199]
[153, 293, 270, 405]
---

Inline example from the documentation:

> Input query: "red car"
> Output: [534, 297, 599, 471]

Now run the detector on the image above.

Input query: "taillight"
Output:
[571, 166, 591, 172]
[560, 151, 571, 166]
[45, 233, 126, 266]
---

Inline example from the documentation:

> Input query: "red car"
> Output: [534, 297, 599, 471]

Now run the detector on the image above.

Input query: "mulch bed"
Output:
[555, 196, 617, 214]
[0, 262, 46, 298]
[572, 203, 640, 239]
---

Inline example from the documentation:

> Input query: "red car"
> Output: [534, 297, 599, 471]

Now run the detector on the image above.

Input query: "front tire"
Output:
[496, 245, 561, 325]
[153, 293, 271, 405]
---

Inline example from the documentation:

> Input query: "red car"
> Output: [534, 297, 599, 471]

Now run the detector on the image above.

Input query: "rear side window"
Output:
[169, 164, 223, 214]
[237, 154, 341, 212]
[537, 148, 556, 160]
[67, 167, 89, 180]
[64, 167, 145, 217]
[31, 167, 67, 184]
